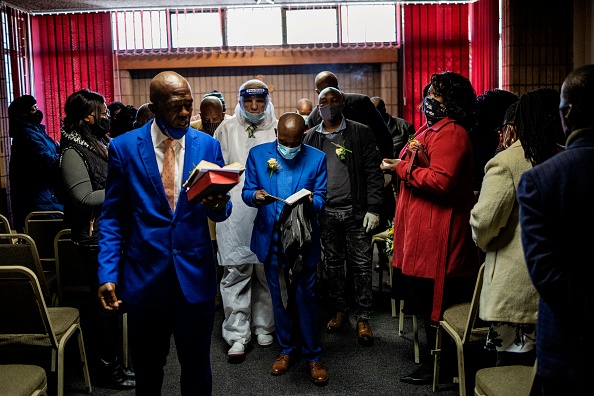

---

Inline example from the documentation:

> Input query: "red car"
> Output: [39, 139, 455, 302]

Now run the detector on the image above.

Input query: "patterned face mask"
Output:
[423, 96, 447, 126]
[201, 121, 221, 136]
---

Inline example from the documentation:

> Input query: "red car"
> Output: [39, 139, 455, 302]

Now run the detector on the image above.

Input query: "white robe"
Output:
[214, 102, 278, 266]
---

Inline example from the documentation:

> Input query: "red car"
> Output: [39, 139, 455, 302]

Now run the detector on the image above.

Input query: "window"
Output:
[170, 10, 222, 49]
[226, 7, 282, 47]
[285, 8, 338, 45]
[111, 3, 399, 53]
[341, 4, 397, 43]
[113, 10, 168, 51]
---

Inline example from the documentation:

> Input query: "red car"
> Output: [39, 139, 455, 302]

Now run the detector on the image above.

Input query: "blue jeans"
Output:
[320, 210, 373, 322]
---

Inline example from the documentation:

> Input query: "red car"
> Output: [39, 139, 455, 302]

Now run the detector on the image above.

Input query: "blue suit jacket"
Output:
[241, 141, 327, 266]
[517, 127, 594, 381]
[97, 121, 232, 305]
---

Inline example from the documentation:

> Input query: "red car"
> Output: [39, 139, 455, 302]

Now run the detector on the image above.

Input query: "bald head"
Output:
[315, 71, 339, 94]
[200, 96, 224, 123]
[277, 112, 306, 147]
[296, 98, 313, 116]
[149, 71, 193, 129]
[560, 64, 594, 133]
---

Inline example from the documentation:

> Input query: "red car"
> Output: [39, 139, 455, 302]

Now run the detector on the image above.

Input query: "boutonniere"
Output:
[408, 134, 420, 148]
[384, 220, 394, 256]
[330, 142, 352, 160]
[267, 158, 280, 178]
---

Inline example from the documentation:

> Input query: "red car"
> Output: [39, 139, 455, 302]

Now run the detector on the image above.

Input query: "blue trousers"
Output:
[264, 239, 322, 362]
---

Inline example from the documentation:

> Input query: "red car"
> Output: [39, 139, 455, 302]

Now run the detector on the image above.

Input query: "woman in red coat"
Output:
[381, 71, 480, 384]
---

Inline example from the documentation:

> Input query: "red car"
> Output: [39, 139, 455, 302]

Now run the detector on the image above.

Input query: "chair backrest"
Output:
[462, 262, 486, 343]
[0, 233, 56, 306]
[24, 211, 65, 270]
[0, 265, 59, 349]
[54, 229, 90, 305]
[0, 213, 11, 235]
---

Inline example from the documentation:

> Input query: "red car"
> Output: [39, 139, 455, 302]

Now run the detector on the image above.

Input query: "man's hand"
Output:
[255, 189, 276, 205]
[98, 282, 122, 311]
[363, 212, 380, 233]
[201, 194, 230, 211]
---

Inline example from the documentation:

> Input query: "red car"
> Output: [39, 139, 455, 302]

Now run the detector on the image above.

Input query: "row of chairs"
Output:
[0, 210, 126, 395]
[372, 226, 538, 396]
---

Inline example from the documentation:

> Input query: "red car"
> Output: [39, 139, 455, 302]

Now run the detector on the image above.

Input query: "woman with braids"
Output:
[470, 88, 565, 367]
[381, 71, 481, 384]
[59, 89, 135, 389]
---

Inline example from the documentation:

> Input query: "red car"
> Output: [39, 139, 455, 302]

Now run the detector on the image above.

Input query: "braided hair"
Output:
[516, 88, 565, 166]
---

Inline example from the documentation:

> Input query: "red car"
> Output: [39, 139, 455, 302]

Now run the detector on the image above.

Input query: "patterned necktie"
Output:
[246, 124, 256, 138]
[162, 138, 176, 211]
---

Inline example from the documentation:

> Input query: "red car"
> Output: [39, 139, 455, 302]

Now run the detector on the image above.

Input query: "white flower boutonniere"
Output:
[330, 142, 352, 160]
[267, 158, 280, 178]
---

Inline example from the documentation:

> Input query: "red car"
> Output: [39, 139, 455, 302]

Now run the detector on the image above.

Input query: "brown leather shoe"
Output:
[271, 354, 291, 376]
[357, 320, 374, 346]
[308, 361, 329, 385]
[326, 311, 347, 333]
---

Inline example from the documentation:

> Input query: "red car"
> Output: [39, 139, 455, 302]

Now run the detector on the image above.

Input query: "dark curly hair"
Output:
[429, 71, 477, 130]
[516, 88, 565, 166]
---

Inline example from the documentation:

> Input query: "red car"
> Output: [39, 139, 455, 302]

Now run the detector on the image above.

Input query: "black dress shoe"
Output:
[399, 362, 433, 385]
[97, 358, 136, 389]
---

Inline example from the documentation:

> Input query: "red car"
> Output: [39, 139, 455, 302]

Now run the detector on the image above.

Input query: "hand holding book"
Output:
[264, 188, 312, 206]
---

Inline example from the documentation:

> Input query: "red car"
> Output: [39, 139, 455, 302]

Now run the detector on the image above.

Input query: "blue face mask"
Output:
[155, 115, 189, 139]
[243, 111, 266, 125]
[277, 143, 301, 160]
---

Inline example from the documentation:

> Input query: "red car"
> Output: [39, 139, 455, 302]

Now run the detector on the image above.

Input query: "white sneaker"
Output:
[227, 342, 245, 357]
[257, 334, 273, 347]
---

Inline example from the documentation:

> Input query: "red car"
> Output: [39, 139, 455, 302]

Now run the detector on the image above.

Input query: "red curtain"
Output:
[470, 0, 499, 96]
[402, 4, 470, 130]
[30, 12, 114, 141]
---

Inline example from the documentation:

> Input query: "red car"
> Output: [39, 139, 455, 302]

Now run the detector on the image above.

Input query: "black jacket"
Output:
[303, 119, 384, 219]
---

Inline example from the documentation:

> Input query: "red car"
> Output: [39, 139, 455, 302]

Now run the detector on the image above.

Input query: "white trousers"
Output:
[220, 263, 275, 346]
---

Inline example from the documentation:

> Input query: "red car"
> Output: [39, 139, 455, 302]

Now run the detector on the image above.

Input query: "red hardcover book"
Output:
[183, 160, 245, 202]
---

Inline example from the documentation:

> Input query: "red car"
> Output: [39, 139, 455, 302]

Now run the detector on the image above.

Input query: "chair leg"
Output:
[390, 266, 397, 318]
[77, 326, 92, 394]
[432, 324, 442, 392]
[122, 312, 129, 368]
[412, 315, 420, 364]
[454, 339, 466, 396]
[399, 300, 405, 336]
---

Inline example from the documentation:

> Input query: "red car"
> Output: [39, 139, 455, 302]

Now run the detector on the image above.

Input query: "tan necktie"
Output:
[162, 138, 176, 211]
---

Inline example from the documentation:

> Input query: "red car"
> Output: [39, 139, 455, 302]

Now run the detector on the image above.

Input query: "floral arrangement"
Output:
[330, 142, 352, 160]
[384, 220, 394, 256]
[267, 158, 280, 178]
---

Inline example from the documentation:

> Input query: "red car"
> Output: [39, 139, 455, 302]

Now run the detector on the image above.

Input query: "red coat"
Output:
[392, 117, 479, 323]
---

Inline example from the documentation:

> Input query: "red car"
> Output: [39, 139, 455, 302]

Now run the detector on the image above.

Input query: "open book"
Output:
[183, 160, 245, 202]
[265, 188, 311, 206]
[183, 160, 245, 188]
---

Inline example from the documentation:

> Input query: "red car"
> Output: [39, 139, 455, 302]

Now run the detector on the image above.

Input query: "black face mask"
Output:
[201, 121, 221, 136]
[91, 117, 111, 137]
[28, 110, 43, 124]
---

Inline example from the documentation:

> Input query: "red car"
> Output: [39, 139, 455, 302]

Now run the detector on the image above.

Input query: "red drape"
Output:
[30, 12, 114, 141]
[402, 4, 470, 130]
[470, 0, 499, 96]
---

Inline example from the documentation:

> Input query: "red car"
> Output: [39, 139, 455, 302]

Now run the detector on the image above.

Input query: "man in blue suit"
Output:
[97, 71, 231, 395]
[242, 112, 329, 385]
[517, 64, 594, 395]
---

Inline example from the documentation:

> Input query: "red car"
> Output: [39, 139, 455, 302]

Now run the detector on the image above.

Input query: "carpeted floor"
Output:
[54, 264, 493, 396]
